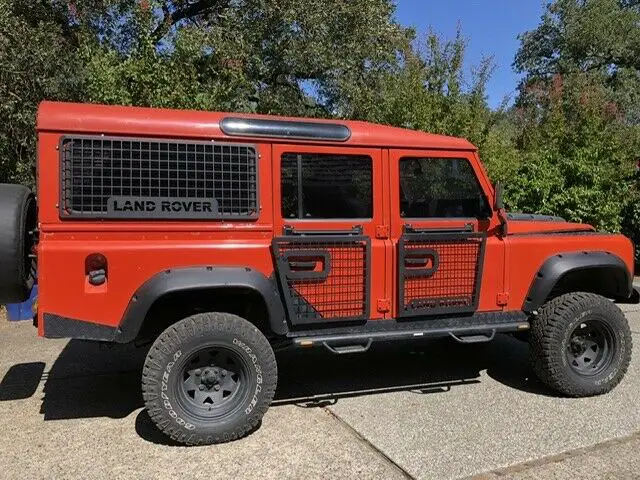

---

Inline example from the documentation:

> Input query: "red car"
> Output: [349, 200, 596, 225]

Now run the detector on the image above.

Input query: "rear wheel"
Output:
[530, 292, 632, 397]
[0, 184, 36, 303]
[142, 312, 277, 445]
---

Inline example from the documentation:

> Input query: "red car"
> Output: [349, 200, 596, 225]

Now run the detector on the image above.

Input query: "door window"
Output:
[399, 157, 490, 218]
[281, 153, 372, 219]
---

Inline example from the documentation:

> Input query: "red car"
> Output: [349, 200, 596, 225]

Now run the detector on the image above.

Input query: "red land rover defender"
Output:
[0, 101, 636, 445]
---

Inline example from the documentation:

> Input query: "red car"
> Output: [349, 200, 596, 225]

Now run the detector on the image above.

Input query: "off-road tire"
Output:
[142, 312, 277, 445]
[0, 184, 36, 304]
[530, 292, 632, 397]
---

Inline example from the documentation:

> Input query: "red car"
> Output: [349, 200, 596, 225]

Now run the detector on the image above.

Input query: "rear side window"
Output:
[399, 157, 490, 218]
[60, 137, 258, 219]
[281, 153, 372, 219]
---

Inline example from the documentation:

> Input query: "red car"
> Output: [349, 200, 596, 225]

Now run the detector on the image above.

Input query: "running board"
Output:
[289, 312, 529, 352]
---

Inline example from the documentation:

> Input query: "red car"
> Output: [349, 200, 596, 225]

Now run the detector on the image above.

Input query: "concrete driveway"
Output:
[1, 305, 639, 479]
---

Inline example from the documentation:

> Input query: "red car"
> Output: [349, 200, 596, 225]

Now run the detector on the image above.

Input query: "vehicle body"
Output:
[0, 101, 636, 445]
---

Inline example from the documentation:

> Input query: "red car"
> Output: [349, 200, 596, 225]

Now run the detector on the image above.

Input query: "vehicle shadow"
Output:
[0, 333, 556, 443]
[272, 334, 555, 406]
[0, 362, 45, 401]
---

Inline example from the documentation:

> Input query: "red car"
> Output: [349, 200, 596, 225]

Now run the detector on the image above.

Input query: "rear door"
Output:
[389, 150, 503, 319]
[271, 144, 387, 328]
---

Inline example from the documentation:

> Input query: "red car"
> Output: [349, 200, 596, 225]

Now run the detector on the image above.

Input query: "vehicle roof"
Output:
[37, 101, 476, 151]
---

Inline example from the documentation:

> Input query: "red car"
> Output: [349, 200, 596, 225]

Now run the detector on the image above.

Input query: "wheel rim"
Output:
[565, 319, 615, 376]
[175, 345, 251, 420]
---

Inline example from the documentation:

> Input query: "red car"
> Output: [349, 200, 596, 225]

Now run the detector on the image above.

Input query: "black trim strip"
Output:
[283, 225, 363, 236]
[523, 251, 632, 311]
[507, 213, 566, 222]
[43, 313, 119, 341]
[507, 229, 599, 237]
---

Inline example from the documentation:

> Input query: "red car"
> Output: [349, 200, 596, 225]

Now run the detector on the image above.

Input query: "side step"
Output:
[322, 339, 373, 355]
[290, 312, 529, 353]
[449, 331, 496, 344]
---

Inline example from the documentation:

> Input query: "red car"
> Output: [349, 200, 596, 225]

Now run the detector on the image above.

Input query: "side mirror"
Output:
[494, 181, 508, 236]
[494, 181, 504, 210]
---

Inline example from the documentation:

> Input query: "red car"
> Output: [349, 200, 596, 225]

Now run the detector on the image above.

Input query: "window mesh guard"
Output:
[60, 137, 258, 219]
[398, 232, 485, 317]
[273, 236, 371, 326]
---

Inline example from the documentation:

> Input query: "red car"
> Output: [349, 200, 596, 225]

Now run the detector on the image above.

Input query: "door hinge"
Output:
[496, 292, 509, 306]
[377, 298, 391, 313]
[375, 225, 390, 239]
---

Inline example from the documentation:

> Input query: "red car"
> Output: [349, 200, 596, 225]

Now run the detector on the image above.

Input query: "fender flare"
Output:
[523, 251, 633, 312]
[114, 266, 287, 343]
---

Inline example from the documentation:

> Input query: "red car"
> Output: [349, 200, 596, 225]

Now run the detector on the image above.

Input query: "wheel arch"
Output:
[115, 266, 287, 343]
[523, 251, 635, 312]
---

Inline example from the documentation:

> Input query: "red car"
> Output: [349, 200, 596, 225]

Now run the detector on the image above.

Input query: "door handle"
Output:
[281, 250, 331, 280]
[288, 260, 317, 270]
[403, 249, 439, 277]
[404, 257, 430, 266]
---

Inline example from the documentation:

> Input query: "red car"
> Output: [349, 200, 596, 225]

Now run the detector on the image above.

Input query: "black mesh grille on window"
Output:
[60, 137, 258, 219]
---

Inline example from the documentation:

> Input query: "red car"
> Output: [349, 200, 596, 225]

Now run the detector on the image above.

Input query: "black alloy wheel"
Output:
[176, 346, 251, 420]
[565, 319, 615, 376]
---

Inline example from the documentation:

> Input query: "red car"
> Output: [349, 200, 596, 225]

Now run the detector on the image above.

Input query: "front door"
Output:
[271, 144, 388, 328]
[389, 150, 502, 318]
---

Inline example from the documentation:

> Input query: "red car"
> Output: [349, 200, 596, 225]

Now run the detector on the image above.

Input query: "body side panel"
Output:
[504, 233, 635, 311]
[36, 133, 278, 337]
[36, 233, 276, 336]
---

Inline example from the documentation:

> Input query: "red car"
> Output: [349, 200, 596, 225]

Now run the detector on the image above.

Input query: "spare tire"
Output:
[0, 184, 37, 304]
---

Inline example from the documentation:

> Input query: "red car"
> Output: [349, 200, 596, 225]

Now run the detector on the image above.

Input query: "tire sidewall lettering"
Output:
[159, 349, 197, 431]
[143, 314, 277, 445]
[232, 337, 264, 415]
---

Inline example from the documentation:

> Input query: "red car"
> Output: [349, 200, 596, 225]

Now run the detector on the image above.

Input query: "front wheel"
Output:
[530, 292, 632, 397]
[142, 312, 277, 445]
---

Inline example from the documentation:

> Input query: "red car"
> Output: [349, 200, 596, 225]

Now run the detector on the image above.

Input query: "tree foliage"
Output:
[0, 0, 639, 253]
[0, 0, 83, 184]
[82, 0, 409, 116]
[339, 29, 496, 151]
[507, 0, 640, 234]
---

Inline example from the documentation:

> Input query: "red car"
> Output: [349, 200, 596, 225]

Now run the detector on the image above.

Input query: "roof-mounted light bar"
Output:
[220, 117, 351, 142]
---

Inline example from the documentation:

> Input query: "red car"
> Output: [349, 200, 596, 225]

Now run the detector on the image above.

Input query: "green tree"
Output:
[82, 0, 410, 116]
[336, 28, 497, 151]
[0, 0, 412, 184]
[510, 0, 640, 232]
[0, 0, 84, 185]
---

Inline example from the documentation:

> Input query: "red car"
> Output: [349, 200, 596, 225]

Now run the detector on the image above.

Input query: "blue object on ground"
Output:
[6, 284, 38, 321]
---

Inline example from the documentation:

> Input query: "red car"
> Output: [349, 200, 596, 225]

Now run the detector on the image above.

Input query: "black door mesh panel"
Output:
[398, 232, 486, 317]
[272, 236, 371, 326]
[60, 136, 258, 219]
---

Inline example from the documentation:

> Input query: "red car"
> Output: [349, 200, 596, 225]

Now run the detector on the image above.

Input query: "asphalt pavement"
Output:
[1, 305, 639, 479]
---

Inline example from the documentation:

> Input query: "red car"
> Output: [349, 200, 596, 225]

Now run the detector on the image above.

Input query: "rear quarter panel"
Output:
[36, 133, 275, 334]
